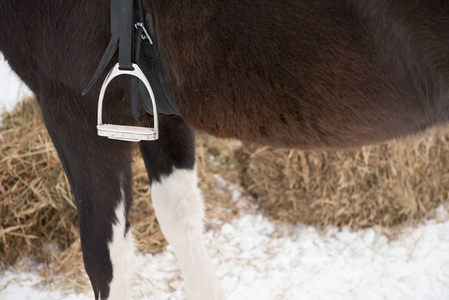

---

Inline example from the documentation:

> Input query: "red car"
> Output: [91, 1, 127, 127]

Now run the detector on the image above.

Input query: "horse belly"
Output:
[154, 0, 449, 149]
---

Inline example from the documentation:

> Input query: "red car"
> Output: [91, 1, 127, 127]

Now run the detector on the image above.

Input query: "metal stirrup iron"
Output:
[83, 0, 158, 142]
[97, 64, 158, 142]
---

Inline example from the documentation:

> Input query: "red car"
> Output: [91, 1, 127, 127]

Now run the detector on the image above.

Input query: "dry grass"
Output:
[1, 98, 449, 286]
[238, 132, 449, 227]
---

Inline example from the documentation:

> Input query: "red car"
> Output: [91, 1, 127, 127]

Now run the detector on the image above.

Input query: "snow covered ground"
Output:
[0, 55, 33, 114]
[2, 213, 449, 300]
[1, 54, 449, 300]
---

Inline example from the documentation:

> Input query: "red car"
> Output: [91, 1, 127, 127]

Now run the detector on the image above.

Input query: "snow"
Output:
[1, 53, 449, 300]
[2, 215, 449, 300]
[0, 54, 33, 114]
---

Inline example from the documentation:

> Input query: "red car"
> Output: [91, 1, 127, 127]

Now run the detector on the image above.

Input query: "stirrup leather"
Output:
[97, 63, 159, 142]
[83, 0, 170, 142]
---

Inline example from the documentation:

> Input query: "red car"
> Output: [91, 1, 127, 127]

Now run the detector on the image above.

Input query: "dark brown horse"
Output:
[1, 0, 448, 299]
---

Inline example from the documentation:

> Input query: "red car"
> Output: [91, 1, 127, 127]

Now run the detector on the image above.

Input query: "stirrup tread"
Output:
[97, 124, 157, 142]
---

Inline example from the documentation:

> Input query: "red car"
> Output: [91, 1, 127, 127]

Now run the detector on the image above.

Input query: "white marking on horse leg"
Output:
[151, 167, 225, 300]
[107, 181, 135, 300]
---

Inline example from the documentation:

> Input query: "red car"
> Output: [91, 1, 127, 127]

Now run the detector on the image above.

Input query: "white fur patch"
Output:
[151, 167, 225, 300]
[107, 182, 135, 300]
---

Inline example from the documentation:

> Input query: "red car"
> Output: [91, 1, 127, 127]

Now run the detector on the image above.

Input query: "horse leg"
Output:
[37, 93, 135, 300]
[139, 118, 225, 300]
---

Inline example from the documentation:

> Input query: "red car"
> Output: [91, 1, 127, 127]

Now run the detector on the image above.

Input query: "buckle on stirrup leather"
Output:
[97, 63, 159, 142]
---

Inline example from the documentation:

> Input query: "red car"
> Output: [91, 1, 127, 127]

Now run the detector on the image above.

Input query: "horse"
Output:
[1, 0, 448, 299]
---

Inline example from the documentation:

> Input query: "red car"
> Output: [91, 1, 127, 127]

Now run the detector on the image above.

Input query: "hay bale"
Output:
[238, 132, 449, 227]
[0, 100, 77, 266]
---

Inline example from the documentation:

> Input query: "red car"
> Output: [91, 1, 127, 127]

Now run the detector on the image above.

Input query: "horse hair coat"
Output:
[1, 0, 448, 299]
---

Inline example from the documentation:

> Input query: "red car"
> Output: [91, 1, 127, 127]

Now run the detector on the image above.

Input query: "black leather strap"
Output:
[82, 0, 133, 94]
[82, 0, 122, 95]
[110, 0, 120, 37]
[136, 9, 180, 117]
[131, 0, 144, 117]
[82, 0, 181, 117]
[118, 0, 134, 70]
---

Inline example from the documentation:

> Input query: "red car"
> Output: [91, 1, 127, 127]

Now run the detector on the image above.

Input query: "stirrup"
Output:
[97, 63, 159, 142]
